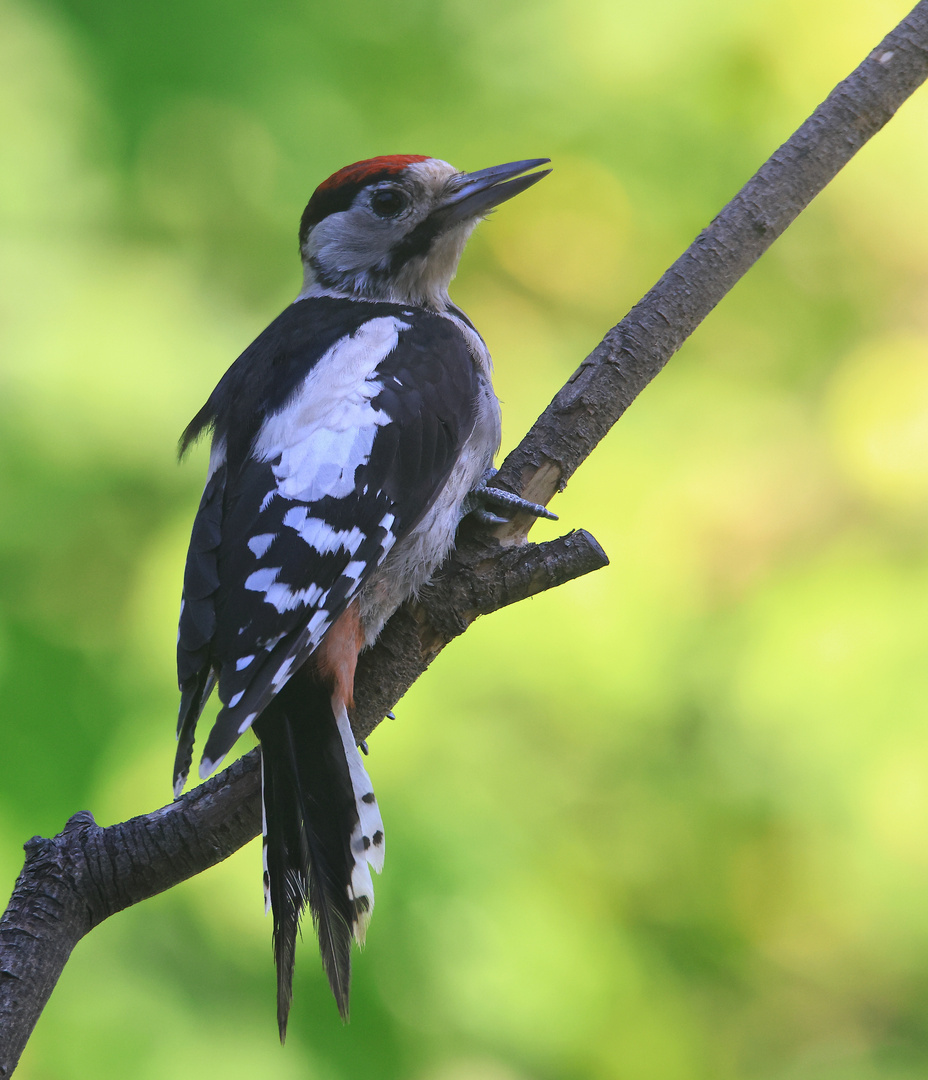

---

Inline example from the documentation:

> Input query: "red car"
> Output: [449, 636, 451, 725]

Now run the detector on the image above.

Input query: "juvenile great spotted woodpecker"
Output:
[173, 154, 553, 1037]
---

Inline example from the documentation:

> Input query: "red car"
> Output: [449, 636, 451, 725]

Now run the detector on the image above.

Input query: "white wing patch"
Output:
[255, 316, 409, 502]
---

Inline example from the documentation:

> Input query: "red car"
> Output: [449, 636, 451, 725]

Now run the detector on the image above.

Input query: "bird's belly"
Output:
[356, 384, 500, 644]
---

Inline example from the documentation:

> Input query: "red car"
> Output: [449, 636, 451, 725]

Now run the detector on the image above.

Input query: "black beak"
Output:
[440, 158, 551, 225]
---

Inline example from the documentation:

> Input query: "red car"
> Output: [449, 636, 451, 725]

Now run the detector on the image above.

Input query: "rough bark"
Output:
[3, 3, 928, 1072]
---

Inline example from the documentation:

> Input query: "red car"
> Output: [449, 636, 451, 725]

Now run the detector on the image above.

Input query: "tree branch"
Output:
[493, 4, 928, 540]
[3, 3, 928, 1071]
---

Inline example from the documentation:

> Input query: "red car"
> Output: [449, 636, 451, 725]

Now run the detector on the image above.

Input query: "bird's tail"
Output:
[253, 669, 384, 1039]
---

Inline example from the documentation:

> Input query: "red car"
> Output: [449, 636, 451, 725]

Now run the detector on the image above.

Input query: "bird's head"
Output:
[297, 155, 550, 309]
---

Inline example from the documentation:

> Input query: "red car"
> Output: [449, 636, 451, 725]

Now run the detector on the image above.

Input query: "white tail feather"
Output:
[260, 752, 272, 915]
[333, 699, 385, 942]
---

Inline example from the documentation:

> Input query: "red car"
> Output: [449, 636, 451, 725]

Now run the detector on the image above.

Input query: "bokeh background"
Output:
[3, 0, 928, 1076]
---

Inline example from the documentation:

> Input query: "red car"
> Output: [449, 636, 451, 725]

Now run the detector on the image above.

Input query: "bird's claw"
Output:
[464, 468, 558, 525]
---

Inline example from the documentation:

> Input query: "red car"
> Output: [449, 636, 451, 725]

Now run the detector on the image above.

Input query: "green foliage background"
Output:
[3, 0, 928, 1076]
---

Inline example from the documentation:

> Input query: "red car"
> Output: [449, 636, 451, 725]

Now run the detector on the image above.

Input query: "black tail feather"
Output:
[254, 671, 359, 1038]
[173, 667, 215, 796]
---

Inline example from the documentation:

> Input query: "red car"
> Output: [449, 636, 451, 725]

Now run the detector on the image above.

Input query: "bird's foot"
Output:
[464, 468, 558, 526]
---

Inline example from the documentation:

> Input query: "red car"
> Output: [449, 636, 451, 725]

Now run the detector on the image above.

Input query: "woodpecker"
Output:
[173, 154, 553, 1038]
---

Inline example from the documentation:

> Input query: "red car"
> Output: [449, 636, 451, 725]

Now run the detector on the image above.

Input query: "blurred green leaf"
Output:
[5, 0, 928, 1076]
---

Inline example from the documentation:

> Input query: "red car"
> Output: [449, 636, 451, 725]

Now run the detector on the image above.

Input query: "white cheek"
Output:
[309, 210, 399, 274]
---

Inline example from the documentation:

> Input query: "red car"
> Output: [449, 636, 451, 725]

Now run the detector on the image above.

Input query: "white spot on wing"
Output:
[199, 752, 226, 780]
[245, 567, 280, 592]
[235, 654, 255, 671]
[282, 507, 366, 555]
[271, 656, 295, 688]
[206, 438, 227, 481]
[261, 581, 327, 614]
[247, 533, 276, 558]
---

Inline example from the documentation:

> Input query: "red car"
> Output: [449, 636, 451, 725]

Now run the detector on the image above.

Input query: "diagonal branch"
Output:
[493, 5, 928, 535]
[3, 3, 928, 1072]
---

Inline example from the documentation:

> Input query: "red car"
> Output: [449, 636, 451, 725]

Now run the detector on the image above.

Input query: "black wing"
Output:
[175, 299, 478, 788]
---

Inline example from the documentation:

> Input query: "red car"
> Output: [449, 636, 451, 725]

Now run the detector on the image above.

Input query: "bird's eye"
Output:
[369, 188, 409, 218]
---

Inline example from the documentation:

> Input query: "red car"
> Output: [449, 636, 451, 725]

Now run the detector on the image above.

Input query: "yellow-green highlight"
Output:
[2, 0, 927, 1077]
